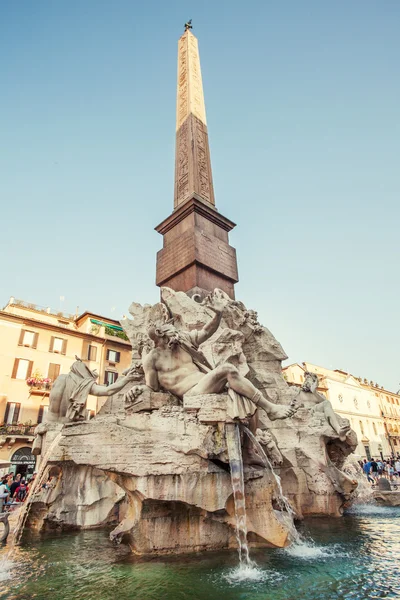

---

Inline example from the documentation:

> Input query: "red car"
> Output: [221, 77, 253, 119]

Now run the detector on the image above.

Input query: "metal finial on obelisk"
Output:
[184, 19, 192, 31]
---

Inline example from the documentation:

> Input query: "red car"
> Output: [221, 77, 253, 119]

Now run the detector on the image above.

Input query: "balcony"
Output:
[27, 383, 52, 396]
[0, 424, 36, 436]
[27, 375, 53, 395]
[0, 424, 36, 448]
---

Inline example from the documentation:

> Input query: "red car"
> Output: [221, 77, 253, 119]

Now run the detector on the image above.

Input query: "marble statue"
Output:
[125, 292, 297, 423]
[295, 372, 351, 441]
[27, 288, 359, 552]
[32, 358, 138, 455]
[49, 357, 137, 422]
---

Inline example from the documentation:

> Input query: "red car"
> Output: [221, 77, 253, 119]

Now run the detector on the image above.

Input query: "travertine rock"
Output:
[373, 491, 400, 506]
[29, 288, 358, 554]
[28, 464, 124, 530]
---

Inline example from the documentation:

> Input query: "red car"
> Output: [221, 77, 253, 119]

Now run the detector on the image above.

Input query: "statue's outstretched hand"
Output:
[123, 365, 144, 383]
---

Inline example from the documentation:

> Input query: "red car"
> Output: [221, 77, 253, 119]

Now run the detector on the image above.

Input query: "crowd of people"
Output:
[360, 457, 400, 484]
[0, 472, 36, 508]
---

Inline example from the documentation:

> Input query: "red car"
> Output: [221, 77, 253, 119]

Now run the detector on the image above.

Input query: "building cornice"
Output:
[0, 311, 130, 348]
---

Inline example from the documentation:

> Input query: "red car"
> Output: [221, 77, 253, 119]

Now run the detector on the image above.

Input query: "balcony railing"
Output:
[0, 425, 36, 436]
[27, 382, 52, 393]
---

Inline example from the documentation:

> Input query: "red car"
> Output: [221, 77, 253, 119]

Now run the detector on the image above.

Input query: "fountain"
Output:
[6, 287, 358, 562]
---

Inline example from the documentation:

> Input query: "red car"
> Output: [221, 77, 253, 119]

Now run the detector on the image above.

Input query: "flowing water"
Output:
[0, 506, 399, 599]
[225, 423, 251, 565]
[242, 426, 302, 545]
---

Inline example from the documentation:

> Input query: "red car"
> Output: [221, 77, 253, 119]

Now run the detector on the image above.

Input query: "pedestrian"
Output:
[15, 479, 28, 502]
[363, 459, 374, 483]
[9, 474, 21, 499]
[0, 481, 9, 504]
[370, 458, 379, 480]
[395, 458, 400, 477]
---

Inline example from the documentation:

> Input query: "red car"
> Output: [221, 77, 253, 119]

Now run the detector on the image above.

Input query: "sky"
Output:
[1, 1, 399, 391]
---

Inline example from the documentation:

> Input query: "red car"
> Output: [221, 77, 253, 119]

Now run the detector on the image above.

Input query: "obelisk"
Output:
[155, 22, 239, 299]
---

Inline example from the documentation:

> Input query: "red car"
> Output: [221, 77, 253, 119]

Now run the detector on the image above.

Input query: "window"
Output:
[359, 421, 364, 435]
[87, 345, 97, 361]
[373, 423, 377, 436]
[37, 405, 48, 424]
[354, 397, 359, 408]
[49, 337, 67, 354]
[11, 358, 33, 380]
[48, 363, 60, 381]
[106, 350, 120, 363]
[4, 402, 21, 424]
[104, 371, 118, 385]
[18, 329, 38, 348]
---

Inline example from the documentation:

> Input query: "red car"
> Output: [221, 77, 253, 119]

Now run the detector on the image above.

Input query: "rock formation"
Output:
[28, 288, 358, 554]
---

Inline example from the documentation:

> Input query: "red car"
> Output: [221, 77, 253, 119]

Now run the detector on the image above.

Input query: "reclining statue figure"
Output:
[125, 292, 297, 422]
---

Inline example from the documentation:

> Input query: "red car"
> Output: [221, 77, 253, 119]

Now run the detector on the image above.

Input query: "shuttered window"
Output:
[4, 402, 21, 424]
[37, 405, 48, 424]
[48, 363, 61, 381]
[88, 345, 97, 361]
[50, 337, 67, 355]
[104, 371, 118, 385]
[18, 330, 38, 348]
[11, 359, 33, 380]
[106, 350, 120, 363]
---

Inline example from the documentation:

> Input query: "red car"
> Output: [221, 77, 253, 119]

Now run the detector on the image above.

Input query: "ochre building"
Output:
[0, 297, 131, 477]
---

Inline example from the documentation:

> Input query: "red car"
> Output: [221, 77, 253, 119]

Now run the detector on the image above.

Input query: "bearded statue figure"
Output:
[125, 292, 297, 423]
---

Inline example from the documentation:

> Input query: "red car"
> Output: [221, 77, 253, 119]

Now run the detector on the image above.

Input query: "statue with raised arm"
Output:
[125, 292, 297, 422]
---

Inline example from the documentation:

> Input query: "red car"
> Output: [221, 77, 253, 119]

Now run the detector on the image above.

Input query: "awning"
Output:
[90, 319, 123, 332]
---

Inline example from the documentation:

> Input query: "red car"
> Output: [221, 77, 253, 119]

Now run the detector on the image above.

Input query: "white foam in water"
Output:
[346, 503, 396, 516]
[284, 540, 347, 560]
[223, 562, 283, 584]
[0, 559, 13, 582]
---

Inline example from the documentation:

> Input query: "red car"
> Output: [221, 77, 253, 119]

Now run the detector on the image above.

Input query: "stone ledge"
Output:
[183, 393, 230, 424]
[126, 391, 177, 413]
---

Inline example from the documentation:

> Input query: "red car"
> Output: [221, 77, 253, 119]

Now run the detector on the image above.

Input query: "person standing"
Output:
[9, 474, 21, 499]
[370, 458, 379, 481]
[363, 459, 373, 483]
[395, 458, 400, 478]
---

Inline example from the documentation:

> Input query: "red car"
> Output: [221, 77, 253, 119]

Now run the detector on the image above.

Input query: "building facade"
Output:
[283, 362, 395, 460]
[0, 298, 132, 476]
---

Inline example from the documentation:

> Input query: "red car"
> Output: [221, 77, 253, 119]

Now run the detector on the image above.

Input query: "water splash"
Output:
[345, 503, 397, 516]
[225, 423, 251, 566]
[222, 563, 283, 584]
[284, 539, 349, 560]
[0, 559, 13, 582]
[343, 461, 374, 504]
[241, 426, 300, 545]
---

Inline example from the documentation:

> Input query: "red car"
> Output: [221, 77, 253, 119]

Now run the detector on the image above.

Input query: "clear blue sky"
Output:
[1, 1, 399, 391]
